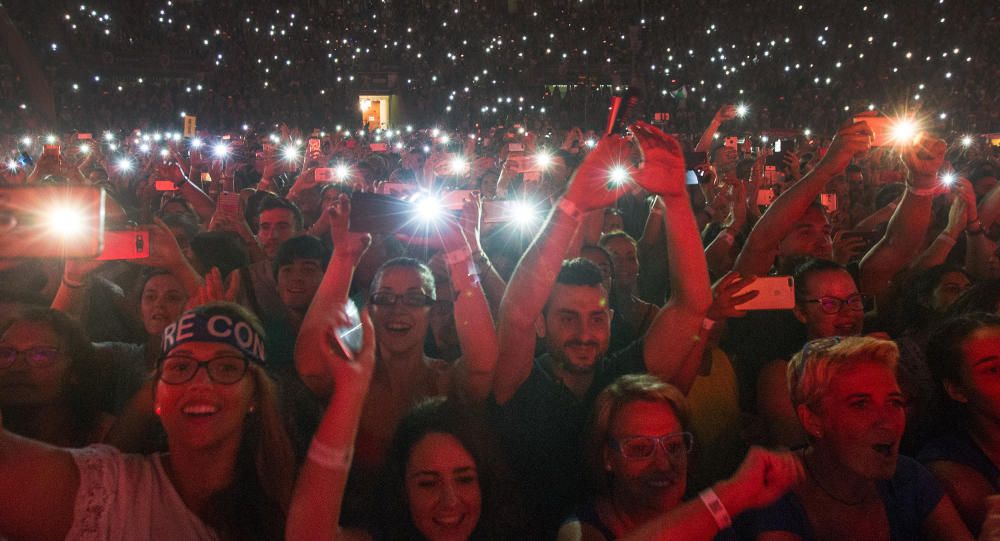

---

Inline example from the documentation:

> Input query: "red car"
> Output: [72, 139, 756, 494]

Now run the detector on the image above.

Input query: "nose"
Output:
[440, 480, 460, 507]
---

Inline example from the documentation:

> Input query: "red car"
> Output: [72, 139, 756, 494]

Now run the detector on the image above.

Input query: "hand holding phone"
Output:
[732, 276, 795, 311]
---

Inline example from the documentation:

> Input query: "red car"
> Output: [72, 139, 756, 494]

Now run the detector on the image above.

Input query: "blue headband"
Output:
[161, 310, 267, 365]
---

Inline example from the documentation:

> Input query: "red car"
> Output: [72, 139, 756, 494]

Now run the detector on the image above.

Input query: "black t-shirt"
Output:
[487, 340, 646, 537]
[721, 310, 805, 412]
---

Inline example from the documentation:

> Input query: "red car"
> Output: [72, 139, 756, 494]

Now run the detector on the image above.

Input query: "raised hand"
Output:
[330, 194, 371, 261]
[817, 120, 873, 174]
[715, 103, 738, 123]
[718, 447, 804, 515]
[903, 136, 947, 190]
[186, 266, 240, 309]
[707, 272, 758, 321]
[629, 120, 687, 199]
[562, 135, 633, 212]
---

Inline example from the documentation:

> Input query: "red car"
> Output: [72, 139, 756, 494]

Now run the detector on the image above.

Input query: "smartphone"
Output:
[853, 115, 892, 147]
[332, 299, 364, 361]
[369, 143, 388, 152]
[315, 168, 336, 182]
[724, 137, 738, 150]
[0, 186, 105, 258]
[43, 144, 61, 158]
[154, 180, 177, 191]
[307, 137, 321, 154]
[216, 191, 241, 218]
[16, 151, 33, 168]
[820, 193, 838, 213]
[765, 150, 787, 168]
[97, 230, 149, 260]
[376, 182, 418, 197]
[733, 276, 796, 311]
[482, 200, 541, 224]
[756, 188, 776, 206]
[684, 151, 708, 169]
[685, 170, 700, 186]
[605, 86, 641, 136]
[77, 133, 93, 140]
[507, 143, 524, 153]
[349, 192, 457, 235]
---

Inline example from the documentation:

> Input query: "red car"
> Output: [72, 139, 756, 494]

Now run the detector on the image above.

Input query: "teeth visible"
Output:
[434, 515, 462, 526]
[183, 405, 219, 415]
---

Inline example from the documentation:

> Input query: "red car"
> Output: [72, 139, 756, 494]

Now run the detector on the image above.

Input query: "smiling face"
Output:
[0, 321, 68, 407]
[605, 400, 687, 512]
[778, 206, 833, 260]
[372, 265, 433, 356]
[405, 432, 482, 541]
[276, 258, 324, 312]
[257, 208, 299, 259]
[541, 283, 612, 375]
[809, 361, 905, 480]
[794, 268, 864, 339]
[141, 273, 188, 337]
[155, 341, 255, 452]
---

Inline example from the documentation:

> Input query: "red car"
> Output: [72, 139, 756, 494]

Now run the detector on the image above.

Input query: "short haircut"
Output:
[926, 312, 1000, 386]
[793, 258, 848, 304]
[787, 336, 899, 411]
[189, 231, 250, 278]
[271, 235, 331, 280]
[580, 244, 615, 275]
[256, 196, 304, 231]
[586, 374, 690, 494]
[372, 257, 436, 300]
[556, 257, 605, 288]
[599, 230, 637, 249]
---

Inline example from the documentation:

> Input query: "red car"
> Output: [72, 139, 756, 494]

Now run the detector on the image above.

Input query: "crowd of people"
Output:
[3, 1, 1000, 541]
[1, 97, 1000, 540]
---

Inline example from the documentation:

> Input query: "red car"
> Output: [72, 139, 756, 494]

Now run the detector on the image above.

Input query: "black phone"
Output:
[348, 192, 459, 236]
[605, 87, 641, 136]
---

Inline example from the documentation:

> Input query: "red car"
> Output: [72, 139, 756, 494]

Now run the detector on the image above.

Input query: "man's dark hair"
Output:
[272, 235, 331, 280]
[255, 195, 304, 231]
[556, 257, 605, 288]
[793, 258, 847, 304]
[190, 231, 250, 278]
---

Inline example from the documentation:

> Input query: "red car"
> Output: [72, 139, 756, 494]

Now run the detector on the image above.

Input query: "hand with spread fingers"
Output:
[629, 120, 687, 199]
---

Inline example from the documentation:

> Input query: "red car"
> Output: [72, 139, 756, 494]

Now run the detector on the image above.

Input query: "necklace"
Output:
[802, 455, 873, 507]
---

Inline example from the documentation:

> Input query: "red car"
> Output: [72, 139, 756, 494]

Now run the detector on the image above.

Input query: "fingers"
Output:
[224, 269, 241, 300]
[358, 307, 376, 363]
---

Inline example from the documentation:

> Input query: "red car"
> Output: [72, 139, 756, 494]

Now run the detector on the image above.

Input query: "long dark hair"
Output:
[926, 312, 1000, 431]
[0, 308, 104, 445]
[380, 398, 524, 541]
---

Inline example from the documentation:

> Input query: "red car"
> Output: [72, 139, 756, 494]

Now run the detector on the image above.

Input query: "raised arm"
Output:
[629, 121, 713, 380]
[493, 137, 632, 404]
[734, 122, 873, 277]
[0, 412, 80, 541]
[286, 309, 375, 541]
[295, 197, 371, 398]
[694, 104, 737, 153]
[859, 136, 946, 302]
[439, 199, 500, 404]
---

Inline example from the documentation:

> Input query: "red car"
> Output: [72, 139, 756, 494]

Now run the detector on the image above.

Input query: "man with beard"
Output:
[490, 124, 711, 536]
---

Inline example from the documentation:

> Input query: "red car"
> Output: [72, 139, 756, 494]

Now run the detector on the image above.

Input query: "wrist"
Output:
[700, 485, 736, 531]
[556, 197, 584, 221]
[711, 480, 748, 519]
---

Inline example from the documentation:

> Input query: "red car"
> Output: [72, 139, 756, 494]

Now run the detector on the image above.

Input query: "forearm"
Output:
[471, 252, 506, 316]
[638, 204, 665, 251]
[662, 196, 712, 315]
[619, 481, 749, 541]
[860, 190, 933, 297]
[296, 254, 357, 397]
[694, 117, 724, 153]
[50, 277, 89, 316]
[910, 230, 959, 272]
[167, 260, 205, 300]
[449, 259, 499, 403]
[177, 181, 215, 223]
[580, 210, 604, 248]
[854, 203, 897, 232]
[704, 229, 738, 278]
[286, 390, 365, 541]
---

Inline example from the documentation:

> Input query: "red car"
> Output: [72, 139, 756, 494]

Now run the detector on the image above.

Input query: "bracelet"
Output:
[906, 185, 941, 197]
[556, 197, 583, 221]
[62, 276, 86, 289]
[699, 488, 732, 530]
[307, 440, 353, 471]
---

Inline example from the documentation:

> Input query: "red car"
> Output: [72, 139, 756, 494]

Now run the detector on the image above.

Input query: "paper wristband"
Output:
[557, 198, 583, 221]
[699, 488, 732, 530]
[307, 440, 353, 471]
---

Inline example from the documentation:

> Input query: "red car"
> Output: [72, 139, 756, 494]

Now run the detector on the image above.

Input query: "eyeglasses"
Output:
[611, 432, 694, 461]
[158, 355, 249, 385]
[804, 294, 869, 314]
[369, 292, 435, 307]
[0, 346, 61, 369]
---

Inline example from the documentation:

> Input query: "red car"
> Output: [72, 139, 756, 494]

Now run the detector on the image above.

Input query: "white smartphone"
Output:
[733, 276, 796, 311]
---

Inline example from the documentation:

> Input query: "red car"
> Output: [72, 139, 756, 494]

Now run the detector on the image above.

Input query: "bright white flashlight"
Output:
[45, 134, 57, 145]
[889, 118, 919, 145]
[191, 138, 203, 149]
[104, 132, 115, 141]
[79, 144, 91, 154]
[7, 160, 18, 172]
[509, 200, 540, 226]
[159, 148, 170, 159]
[449, 156, 469, 175]
[45, 205, 85, 238]
[413, 194, 444, 222]
[139, 143, 151, 153]
[736, 103, 749, 117]
[609, 165, 630, 186]
[335, 163, 351, 180]
[961, 135, 973, 148]
[117, 157, 133, 172]
[941, 173, 958, 187]
[534, 151, 553, 170]
[585, 139, 596, 148]
[282, 144, 300, 162]
[213, 143, 230, 158]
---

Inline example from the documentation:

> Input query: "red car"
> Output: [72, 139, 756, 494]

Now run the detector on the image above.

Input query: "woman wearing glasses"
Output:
[559, 374, 803, 541]
[749, 336, 973, 540]
[755, 259, 868, 448]
[295, 195, 498, 524]
[0, 302, 296, 540]
[0, 307, 111, 447]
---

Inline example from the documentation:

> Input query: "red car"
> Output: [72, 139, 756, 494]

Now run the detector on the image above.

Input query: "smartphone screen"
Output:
[0, 186, 105, 258]
[154, 180, 177, 191]
[315, 168, 336, 182]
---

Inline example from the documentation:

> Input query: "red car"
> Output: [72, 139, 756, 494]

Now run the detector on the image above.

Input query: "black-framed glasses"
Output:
[0, 346, 61, 369]
[612, 432, 694, 461]
[369, 292, 436, 307]
[804, 294, 869, 314]
[158, 355, 249, 385]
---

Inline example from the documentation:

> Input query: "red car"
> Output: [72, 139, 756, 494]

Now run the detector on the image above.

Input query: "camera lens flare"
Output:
[117, 157, 133, 172]
[413, 193, 444, 222]
[191, 137, 203, 148]
[334, 163, 351, 180]
[961, 135, 973, 148]
[508, 200, 540, 226]
[44, 205, 86, 239]
[159, 148, 170, 158]
[282, 144, 300, 162]
[6, 160, 18, 172]
[941, 172, 957, 186]
[736, 103, 749, 117]
[213, 142, 230, 158]
[45, 134, 57, 145]
[449, 156, 469, 175]
[139, 143, 151, 153]
[534, 151, 553, 170]
[21, 136, 32, 147]
[79, 144, 91, 154]
[585, 139, 597, 148]
[889, 118, 919, 145]
[609, 165, 630, 186]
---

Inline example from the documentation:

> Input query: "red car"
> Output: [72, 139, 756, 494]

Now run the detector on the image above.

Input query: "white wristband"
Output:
[699, 488, 732, 530]
[307, 440, 353, 471]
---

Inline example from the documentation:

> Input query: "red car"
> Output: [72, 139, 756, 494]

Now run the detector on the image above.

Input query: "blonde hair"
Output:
[787, 336, 899, 411]
[585, 374, 689, 494]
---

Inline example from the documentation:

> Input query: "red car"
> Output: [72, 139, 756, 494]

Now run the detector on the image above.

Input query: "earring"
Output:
[154, 405, 162, 416]
[248, 405, 256, 414]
